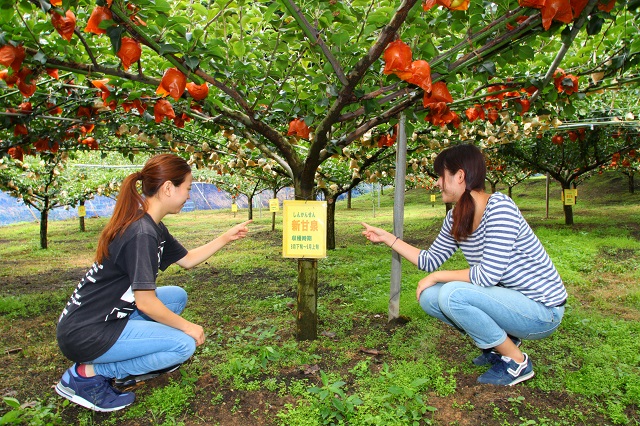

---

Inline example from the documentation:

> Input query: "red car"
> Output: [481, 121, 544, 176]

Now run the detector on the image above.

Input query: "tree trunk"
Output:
[40, 199, 49, 249]
[562, 184, 574, 225]
[247, 195, 254, 220]
[347, 189, 352, 209]
[628, 172, 635, 194]
[490, 181, 497, 193]
[79, 200, 85, 232]
[508, 186, 513, 199]
[326, 197, 336, 250]
[296, 258, 318, 340]
[295, 178, 318, 341]
[563, 203, 574, 225]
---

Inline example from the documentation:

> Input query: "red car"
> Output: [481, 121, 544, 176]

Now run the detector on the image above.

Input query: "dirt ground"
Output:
[0, 265, 621, 426]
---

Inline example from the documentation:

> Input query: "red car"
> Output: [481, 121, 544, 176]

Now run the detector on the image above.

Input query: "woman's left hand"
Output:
[416, 274, 438, 301]
[224, 220, 252, 242]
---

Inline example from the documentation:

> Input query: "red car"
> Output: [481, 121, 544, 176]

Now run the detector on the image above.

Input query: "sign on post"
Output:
[563, 189, 577, 206]
[282, 200, 327, 259]
[231, 203, 238, 212]
[78, 205, 86, 217]
[269, 199, 280, 212]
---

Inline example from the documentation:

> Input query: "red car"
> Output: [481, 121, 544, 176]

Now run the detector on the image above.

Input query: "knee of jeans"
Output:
[419, 286, 440, 316]
[176, 336, 197, 361]
[437, 281, 470, 311]
[159, 286, 188, 309]
[170, 286, 188, 303]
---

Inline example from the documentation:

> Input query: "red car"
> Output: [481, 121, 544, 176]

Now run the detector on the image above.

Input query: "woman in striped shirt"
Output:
[362, 144, 567, 386]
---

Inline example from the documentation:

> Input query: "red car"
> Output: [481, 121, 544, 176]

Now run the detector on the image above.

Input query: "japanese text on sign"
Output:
[282, 200, 326, 258]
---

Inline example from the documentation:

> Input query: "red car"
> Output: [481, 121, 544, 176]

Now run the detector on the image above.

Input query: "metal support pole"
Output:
[389, 114, 407, 322]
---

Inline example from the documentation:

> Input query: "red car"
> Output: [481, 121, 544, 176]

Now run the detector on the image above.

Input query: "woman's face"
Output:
[168, 173, 192, 213]
[436, 168, 464, 203]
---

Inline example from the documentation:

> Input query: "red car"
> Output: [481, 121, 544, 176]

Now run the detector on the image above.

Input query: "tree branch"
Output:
[529, 0, 599, 103]
[279, 0, 348, 86]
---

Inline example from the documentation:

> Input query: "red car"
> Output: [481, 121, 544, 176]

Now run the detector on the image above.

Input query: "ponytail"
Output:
[451, 188, 475, 241]
[95, 154, 191, 263]
[434, 144, 486, 241]
[95, 173, 146, 263]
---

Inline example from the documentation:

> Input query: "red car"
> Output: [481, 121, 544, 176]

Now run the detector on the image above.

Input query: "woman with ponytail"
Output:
[55, 154, 251, 411]
[362, 144, 566, 386]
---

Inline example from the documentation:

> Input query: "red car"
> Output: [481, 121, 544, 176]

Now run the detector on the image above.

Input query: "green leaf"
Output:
[153, 0, 172, 13]
[587, 16, 604, 35]
[610, 54, 626, 70]
[37, 0, 50, 13]
[158, 43, 182, 55]
[232, 40, 246, 57]
[2, 397, 20, 408]
[330, 31, 350, 46]
[517, 45, 535, 60]
[184, 56, 200, 71]
[369, 7, 395, 24]
[32, 51, 47, 65]
[192, 3, 208, 16]
[263, 2, 281, 22]
[560, 26, 572, 44]
[106, 26, 126, 54]
[477, 61, 496, 76]
[388, 385, 404, 395]
[170, 16, 192, 26]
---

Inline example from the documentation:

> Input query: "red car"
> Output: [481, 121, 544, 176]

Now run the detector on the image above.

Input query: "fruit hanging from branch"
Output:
[117, 37, 142, 71]
[84, 6, 113, 35]
[287, 118, 310, 139]
[186, 82, 209, 101]
[50, 9, 76, 42]
[154, 99, 176, 123]
[156, 68, 187, 101]
[382, 40, 412, 75]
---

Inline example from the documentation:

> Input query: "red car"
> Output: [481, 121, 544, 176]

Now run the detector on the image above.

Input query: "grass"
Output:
[0, 171, 639, 425]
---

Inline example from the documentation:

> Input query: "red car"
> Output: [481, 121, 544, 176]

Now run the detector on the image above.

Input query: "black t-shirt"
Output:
[56, 214, 188, 363]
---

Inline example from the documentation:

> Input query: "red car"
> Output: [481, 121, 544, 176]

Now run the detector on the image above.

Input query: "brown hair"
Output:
[434, 144, 486, 241]
[95, 154, 192, 263]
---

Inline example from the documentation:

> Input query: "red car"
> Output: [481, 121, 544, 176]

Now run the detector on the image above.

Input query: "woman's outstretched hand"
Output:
[224, 220, 252, 243]
[361, 222, 391, 244]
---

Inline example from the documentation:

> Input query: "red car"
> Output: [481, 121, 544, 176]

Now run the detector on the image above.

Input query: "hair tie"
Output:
[135, 171, 143, 181]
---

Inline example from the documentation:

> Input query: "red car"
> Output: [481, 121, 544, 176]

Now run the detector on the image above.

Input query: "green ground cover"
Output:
[0, 172, 638, 425]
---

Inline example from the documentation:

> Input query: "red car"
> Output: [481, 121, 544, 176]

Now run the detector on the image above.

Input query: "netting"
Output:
[0, 183, 300, 226]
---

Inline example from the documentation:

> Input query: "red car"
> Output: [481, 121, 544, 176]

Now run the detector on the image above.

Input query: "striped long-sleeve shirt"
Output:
[417, 192, 567, 307]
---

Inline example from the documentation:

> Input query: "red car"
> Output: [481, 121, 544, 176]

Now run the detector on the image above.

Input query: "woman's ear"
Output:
[162, 180, 174, 196]
[456, 169, 466, 183]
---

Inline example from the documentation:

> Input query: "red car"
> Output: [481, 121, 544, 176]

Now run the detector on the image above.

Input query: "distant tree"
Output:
[0, 152, 69, 248]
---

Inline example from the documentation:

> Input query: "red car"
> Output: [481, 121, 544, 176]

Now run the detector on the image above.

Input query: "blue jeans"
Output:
[90, 286, 196, 379]
[419, 281, 564, 349]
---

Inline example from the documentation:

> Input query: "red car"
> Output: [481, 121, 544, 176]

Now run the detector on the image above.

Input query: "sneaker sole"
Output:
[55, 382, 132, 412]
[114, 364, 181, 387]
[508, 370, 535, 386]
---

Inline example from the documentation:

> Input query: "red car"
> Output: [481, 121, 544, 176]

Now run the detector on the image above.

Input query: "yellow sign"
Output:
[430, 194, 436, 202]
[282, 200, 327, 259]
[269, 198, 280, 212]
[78, 205, 86, 217]
[231, 203, 238, 212]
[563, 189, 576, 206]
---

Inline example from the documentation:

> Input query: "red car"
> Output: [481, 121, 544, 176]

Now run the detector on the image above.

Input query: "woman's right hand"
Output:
[184, 322, 205, 346]
[361, 222, 392, 244]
